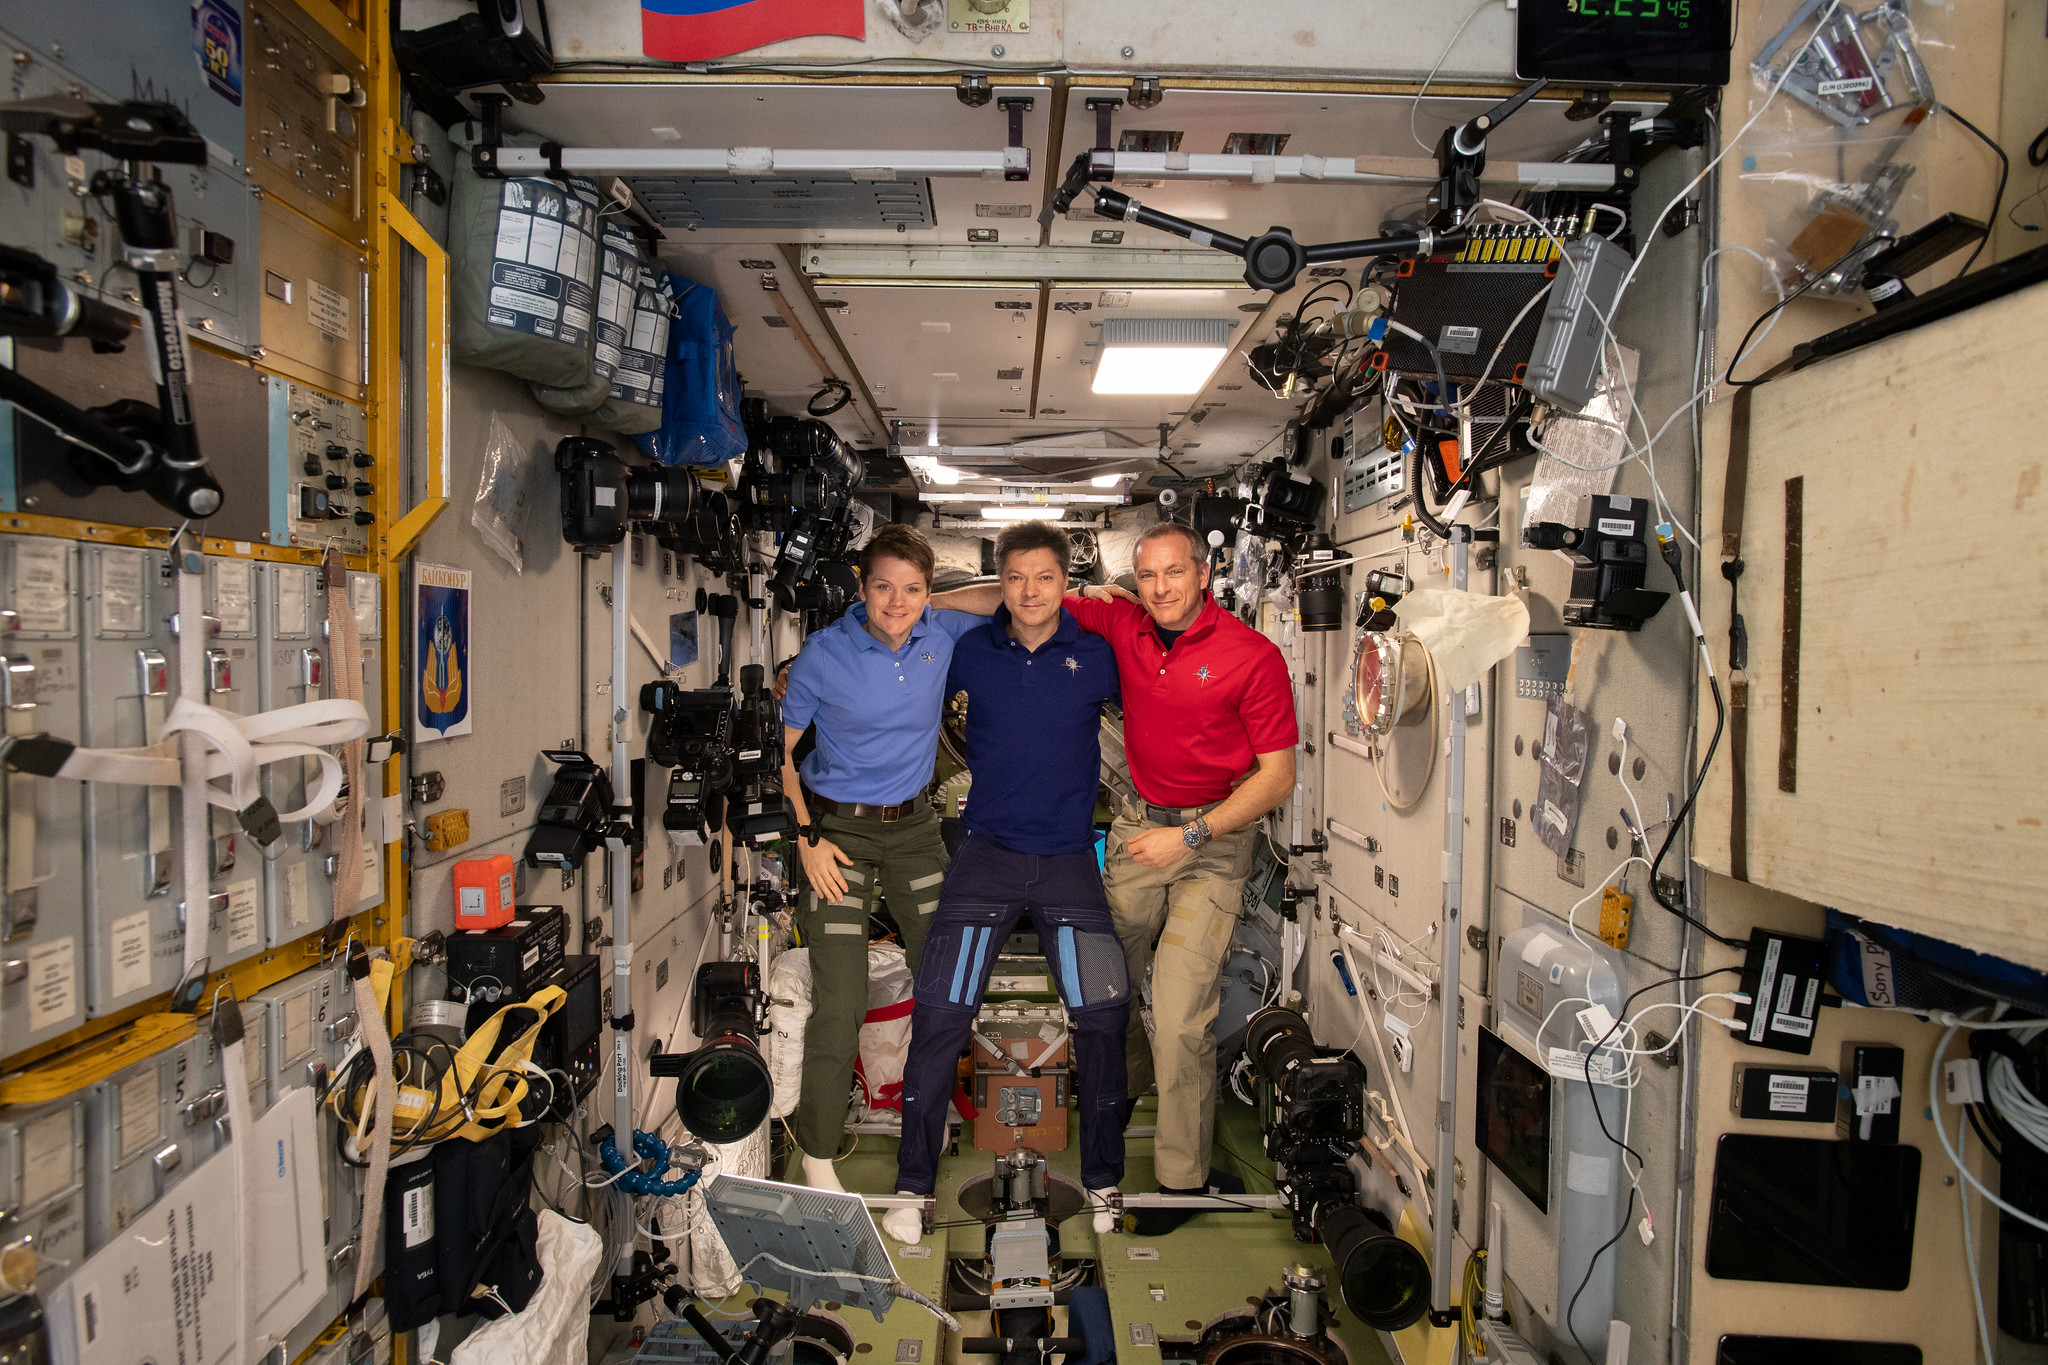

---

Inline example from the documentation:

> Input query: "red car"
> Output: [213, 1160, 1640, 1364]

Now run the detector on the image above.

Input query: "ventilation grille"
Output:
[625, 177, 936, 230]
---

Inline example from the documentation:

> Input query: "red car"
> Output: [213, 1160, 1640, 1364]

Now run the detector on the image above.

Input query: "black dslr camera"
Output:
[557, 436, 700, 554]
[1242, 1006, 1431, 1332]
[734, 414, 867, 612]
[641, 680, 735, 835]
[523, 748, 617, 869]
[639, 665, 793, 846]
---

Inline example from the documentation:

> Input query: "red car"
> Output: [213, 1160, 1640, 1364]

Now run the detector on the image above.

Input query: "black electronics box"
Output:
[1838, 1042, 1906, 1143]
[536, 954, 603, 1103]
[1380, 228, 1562, 383]
[1731, 1065, 1837, 1123]
[447, 905, 566, 1008]
[1732, 928, 1826, 1055]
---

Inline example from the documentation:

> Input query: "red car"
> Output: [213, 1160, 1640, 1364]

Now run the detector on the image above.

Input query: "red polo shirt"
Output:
[1063, 592, 1298, 808]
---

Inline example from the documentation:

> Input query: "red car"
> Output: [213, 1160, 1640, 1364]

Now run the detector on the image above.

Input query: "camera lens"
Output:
[625, 464, 699, 527]
[676, 1035, 773, 1144]
[1319, 1203, 1431, 1331]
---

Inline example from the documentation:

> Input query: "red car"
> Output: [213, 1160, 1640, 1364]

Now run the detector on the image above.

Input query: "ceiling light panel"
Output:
[1092, 317, 1232, 395]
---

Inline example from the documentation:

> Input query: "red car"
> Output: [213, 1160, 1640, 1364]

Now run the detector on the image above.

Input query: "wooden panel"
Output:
[1686, 875, 1996, 1365]
[1695, 278, 2048, 968]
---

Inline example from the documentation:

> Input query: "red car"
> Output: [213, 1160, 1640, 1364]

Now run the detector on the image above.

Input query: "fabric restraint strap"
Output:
[176, 543, 210, 986]
[216, 993, 257, 1365]
[1719, 359, 1796, 883]
[325, 553, 367, 921]
[348, 943, 396, 1309]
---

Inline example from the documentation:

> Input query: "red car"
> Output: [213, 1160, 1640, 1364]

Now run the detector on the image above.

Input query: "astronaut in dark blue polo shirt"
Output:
[884, 521, 1130, 1243]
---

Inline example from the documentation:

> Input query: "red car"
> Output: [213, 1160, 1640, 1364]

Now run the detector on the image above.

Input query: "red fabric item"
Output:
[641, 0, 862, 62]
[1064, 592, 1298, 807]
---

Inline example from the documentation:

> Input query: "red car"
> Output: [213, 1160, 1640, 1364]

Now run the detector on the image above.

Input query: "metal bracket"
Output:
[1085, 97, 1123, 182]
[998, 96, 1034, 183]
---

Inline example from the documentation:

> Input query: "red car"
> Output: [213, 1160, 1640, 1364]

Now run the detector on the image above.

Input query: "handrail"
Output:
[376, 197, 449, 563]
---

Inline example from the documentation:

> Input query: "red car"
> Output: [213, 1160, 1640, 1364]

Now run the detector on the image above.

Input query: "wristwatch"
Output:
[1181, 815, 1213, 850]
[800, 822, 821, 848]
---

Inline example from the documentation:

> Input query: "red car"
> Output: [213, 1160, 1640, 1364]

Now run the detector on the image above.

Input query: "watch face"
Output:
[1183, 826, 1202, 848]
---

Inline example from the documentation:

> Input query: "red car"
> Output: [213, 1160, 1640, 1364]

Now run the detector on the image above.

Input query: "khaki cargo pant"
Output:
[1103, 796, 1258, 1189]
[791, 802, 947, 1160]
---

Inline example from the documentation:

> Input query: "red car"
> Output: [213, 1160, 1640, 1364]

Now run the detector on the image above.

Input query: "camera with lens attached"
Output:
[523, 748, 618, 870]
[1242, 1006, 1431, 1332]
[557, 436, 701, 554]
[723, 665, 795, 845]
[1241, 456, 1328, 548]
[641, 680, 735, 836]
[648, 960, 772, 1144]
[734, 414, 867, 611]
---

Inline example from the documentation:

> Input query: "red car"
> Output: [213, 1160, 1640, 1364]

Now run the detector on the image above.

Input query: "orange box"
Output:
[452, 853, 517, 930]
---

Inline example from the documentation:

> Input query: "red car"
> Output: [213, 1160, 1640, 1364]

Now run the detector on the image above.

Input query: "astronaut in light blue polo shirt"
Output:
[775, 523, 987, 1189]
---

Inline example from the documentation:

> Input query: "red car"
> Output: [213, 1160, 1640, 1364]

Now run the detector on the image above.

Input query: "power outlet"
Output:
[424, 808, 471, 851]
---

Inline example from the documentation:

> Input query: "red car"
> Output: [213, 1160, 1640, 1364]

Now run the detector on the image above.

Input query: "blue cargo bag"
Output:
[638, 277, 747, 469]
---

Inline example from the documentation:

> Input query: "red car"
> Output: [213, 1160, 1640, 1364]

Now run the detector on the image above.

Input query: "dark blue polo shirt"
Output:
[947, 606, 1120, 855]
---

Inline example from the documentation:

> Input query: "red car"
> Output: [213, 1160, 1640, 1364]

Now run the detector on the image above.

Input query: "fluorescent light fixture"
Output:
[980, 506, 1061, 521]
[1091, 473, 1125, 487]
[920, 491, 1125, 505]
[1092, 317, 1231, 395]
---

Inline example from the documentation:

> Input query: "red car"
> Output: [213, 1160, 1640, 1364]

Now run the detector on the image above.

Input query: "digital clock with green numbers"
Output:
[1517, 0, 1729, 87]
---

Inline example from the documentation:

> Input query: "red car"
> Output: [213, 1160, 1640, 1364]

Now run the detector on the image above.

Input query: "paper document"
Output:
[48, 1087, 327, 1365]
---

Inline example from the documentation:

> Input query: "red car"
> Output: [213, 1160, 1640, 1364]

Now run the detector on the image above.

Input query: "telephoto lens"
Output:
[1315, 1201, 1432, 1331]
[650, 961, 772, 1143]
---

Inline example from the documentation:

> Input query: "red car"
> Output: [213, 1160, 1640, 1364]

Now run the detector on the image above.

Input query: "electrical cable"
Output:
[1561, 966, 1740, 1361]
[1933, 103, 2010, 277]
[1408, 0, 1504, 154]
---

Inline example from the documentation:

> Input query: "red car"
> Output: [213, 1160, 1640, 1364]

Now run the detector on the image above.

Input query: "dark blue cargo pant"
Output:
[895, 830, 1131, 1195]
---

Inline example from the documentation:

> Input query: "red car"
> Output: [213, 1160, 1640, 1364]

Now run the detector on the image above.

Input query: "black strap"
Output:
[1720, 358, 1797, 879]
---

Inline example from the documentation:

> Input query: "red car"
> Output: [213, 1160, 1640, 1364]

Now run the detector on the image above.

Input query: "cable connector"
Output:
[1653, 523, 1685, 590]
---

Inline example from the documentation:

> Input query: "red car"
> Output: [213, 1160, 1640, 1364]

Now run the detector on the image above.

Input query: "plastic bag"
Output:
[471, 415, 534, 573]
[1736, 0, 1959, 298]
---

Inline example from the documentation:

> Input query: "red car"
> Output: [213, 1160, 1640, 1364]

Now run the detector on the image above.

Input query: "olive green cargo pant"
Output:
[1102, 797, 1258, 1190]
[791, 803, 947, 1160]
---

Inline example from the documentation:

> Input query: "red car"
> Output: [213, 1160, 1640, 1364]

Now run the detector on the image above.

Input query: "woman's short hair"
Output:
[858, 523, 936, 585]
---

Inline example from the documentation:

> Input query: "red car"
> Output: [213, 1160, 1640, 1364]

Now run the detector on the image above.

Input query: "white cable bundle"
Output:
[1987, 1023, 2048, 1156]
[681, 1124, 771, 1297]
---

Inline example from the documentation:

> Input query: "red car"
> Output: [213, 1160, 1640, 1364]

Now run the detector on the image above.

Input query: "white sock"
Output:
[1089, 1187, 1120, 1236]
[881, 1192, 924, 1245]
[800, 1154, 845, 1192]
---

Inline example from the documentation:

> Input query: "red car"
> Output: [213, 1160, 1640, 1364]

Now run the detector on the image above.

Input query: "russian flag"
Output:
[642, 0, 864, 61]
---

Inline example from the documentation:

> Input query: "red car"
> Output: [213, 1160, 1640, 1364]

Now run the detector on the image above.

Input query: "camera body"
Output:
[733, 415, 867, 611]
[639, 667, 793, 845]
[1241, 457, 1328, 548]
[1242, 1006, 1430, 1331]
[524, 748, 616, 869]
[1520, 493, 1669, 631]
[642, 681, 736, 835]
[557, 436, 701, 555]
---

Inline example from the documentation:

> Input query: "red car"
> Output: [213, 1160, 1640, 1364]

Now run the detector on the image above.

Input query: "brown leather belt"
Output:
[815, 796, 919, 822]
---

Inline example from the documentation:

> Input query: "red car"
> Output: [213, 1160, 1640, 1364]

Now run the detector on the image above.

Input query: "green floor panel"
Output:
[737, 1097, 1396, 1365]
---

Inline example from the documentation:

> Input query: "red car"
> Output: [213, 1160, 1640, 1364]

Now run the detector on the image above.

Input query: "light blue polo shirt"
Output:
[782, 603, 987, 805]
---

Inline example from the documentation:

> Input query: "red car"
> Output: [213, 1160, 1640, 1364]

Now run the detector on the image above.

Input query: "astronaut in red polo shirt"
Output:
[938, 519, 1297, 1210]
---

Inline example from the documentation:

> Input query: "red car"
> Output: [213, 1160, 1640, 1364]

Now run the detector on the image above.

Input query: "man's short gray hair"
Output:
[1134, 519, 1205, 567]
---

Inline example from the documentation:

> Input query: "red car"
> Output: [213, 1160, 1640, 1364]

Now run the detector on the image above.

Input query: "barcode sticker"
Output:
[404, 1181, 436, 1247]
[1767, 1075, 1810, 1112]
